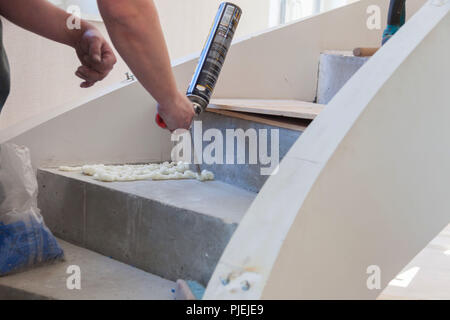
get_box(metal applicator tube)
[156,2,242,129]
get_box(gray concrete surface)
[194,112,303,193]
[37,169,256,285]
[0,239,175,300]
[317,51,369,104]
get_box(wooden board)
[353,47,379,57]
[209,99,324,120]
[206,108,310,132]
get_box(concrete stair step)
[37,169,256,286]
[0,239,175,300]
[195,110,305,193]
[317,50,370,104]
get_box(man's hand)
[73,28,117,88]
[157,93,195,131]
[0,1,117,88]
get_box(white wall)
[155,0,272,59]
[212,0,425,100]
[0,0,272,130]
[0,0,368,130]
[0,0,426,170]
[53,0,274,56]
[279,0,358,24]
[0,20,130,130]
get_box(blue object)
[382,24,401,45]
[382,3,406,45]
[0,215,64,276]
[186,281,206,300]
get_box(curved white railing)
[204,0,450,299]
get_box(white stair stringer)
[204,1,450,300]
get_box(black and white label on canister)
[187,3,242,112]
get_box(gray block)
[37,169,255,285]
[37,170,86,246]
[317,52,369,104]
[0,239,175,300]
[85,184,140,266]
[135,199,237,285]
[193,112,303,193]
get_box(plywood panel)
[209,99,324,120]
[206,108,310,131]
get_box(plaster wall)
[0,0,273,129]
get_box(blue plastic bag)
[0,144,64,275]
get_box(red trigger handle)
[155,113,167,129]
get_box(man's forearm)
[0,0,89,47]
[97,0,180,106]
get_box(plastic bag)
[0,143,64,276]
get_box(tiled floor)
[380,224,450,300]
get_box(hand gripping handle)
[155,113,167,129]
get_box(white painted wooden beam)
[205,0,450,300]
